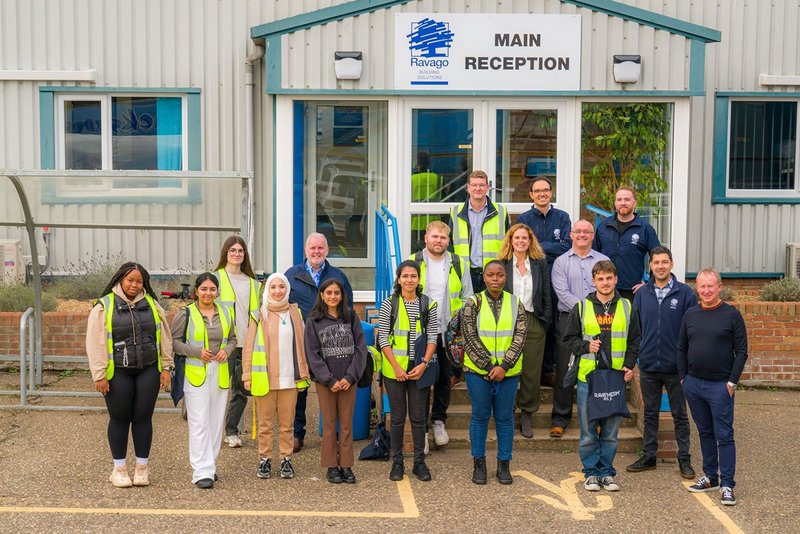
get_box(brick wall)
[733,301,800,387]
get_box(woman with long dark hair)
[497,223,552,438]
[86,262,174,488]
[305,278,367,484]
[377,260,438,482]
[171,272,237,489]
[213,235,260,449]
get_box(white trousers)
[184,361,227,483]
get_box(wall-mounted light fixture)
[613,55,641,84]
[335,51,363,80]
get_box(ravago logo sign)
[406,17,454,85]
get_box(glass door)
[304,102,388,289]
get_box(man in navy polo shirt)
[627,246,696,479]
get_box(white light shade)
[613,55,641,84]
[335,51,363,80]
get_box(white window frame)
[725,98,800,198]
[55,93,189,198]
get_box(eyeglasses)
[532,188,551,194]
[228,249,245,255]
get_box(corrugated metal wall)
[283,0,691,92]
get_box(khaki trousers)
[317,383,357,468]
[255,387,298,458]
[517,311,547,413]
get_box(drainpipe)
[244,43,265,254]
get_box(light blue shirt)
[467,201,488,268]
[304,260,325,287]
[551,248,610,313]
[654,277,674,305]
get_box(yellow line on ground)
[0,479,419,519]
[683,481,745,534]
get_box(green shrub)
[48,261,121,300]
[760,277,800,302]
[0,284,57,312]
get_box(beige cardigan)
[85,285,174,382]
[241,306,310,389]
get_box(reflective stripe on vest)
[99,293,162,380]
[215,269,260,323]
[413,251,465,318]
[381,297,433,380]
[184,302,231,389]
[449,203,507,268]
[577,298,631,383]
[250,318,309,397]
[463,291,522,377]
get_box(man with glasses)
[449,170,510,293]
[518,177,572,387]
[549,220,609,438]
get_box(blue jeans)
[682,375,736,488]
[466,372,520,461]
[576,380,623,478]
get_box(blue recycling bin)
[660,392,671,411]
[318,320,373,440]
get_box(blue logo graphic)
[407,18,454,58]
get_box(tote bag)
[586,347,630,422]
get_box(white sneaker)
[432,421,449,446]
[424,432,430,455]
[109,466,132,488]
[132,464,150,487]
[226,435,243,448]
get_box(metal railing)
[365,204,402,321]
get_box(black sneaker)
[340,467,357,484]
[257,458,271,479]
[279,457,295,479]
[472,457,487,485]
[688,476,719,493]
[389,460,404,481]
[326,467,343,484]
[679,458,696,479]
[626,455,656,472]
[412,461,432,481]
[496,460,513,485]
[720,486,737,506]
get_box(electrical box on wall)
[1,239,24,285]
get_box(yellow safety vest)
[98,293,162,380]
[183,303,232,388]
[411,170,442,231]
[463,291,523,377]
[577,298,631,383]
[381,296,434,380]
[215,268,260,323]
[449,202,507,268]
[410,251,467,318]
[249,317,311,397]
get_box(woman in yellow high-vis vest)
[171,272,237,489]
[242,273,311,481]
[212,235,261,449]
[377,260,439,483]
[86,262,174,488]
[461,260,528,486]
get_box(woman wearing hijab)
[243,273,311,480]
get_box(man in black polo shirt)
[678,268,748,506]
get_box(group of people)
[85,169,748,507]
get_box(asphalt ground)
[0,371,798,533]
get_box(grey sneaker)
[720,486,737,506]
[688,476,719,493]
[584,476,601,491]
[280,457,295,479]
[257,458,271,479]
[600,476,620,491]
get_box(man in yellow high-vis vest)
[562,260,640,494]
[448,170,510,294]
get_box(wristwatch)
[163,365,174,372]
[727,381,737,390]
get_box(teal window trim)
[266,35,282,93]
[263,88,704,97]
[689,40,705,93]
[713,93,800,205]
[38,86,202,204]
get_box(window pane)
[64,101,102,170]
[411,109,473,204]
[729,101,796,190]
[495,109,557,203]
[112,97,183,179]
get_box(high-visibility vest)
[411,170,442,231]
[410,250,467,318]
[98,293,162,380]
[449,202,507,267]
[463,290,522,377]
[215,268,260,323]
[183,303,232,388]
[577,298,631,383]
[381,295,434,380]
[249,316,311,397]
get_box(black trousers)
[541,288,559,376]
[470,269,486,294]
[294,388,308,440]
[224,348,249,437]
[104,364,161,460]
[639,369,692,461]
[425,336,451,426]
[551,311,575,428]
[385,377,428,464]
